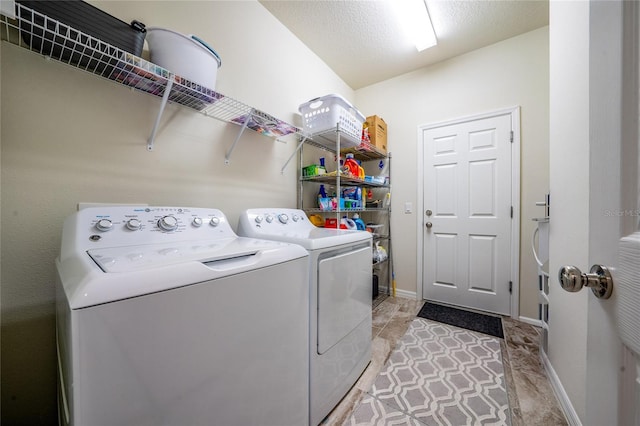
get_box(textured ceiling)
[259,0,549,89]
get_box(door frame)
[416,106,521,318]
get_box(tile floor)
[320,295,568,426]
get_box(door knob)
[426,222,433,229]
[558,265,613,299]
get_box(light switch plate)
[404,202,412,214]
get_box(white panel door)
[422,113,513,314]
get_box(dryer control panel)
[239,208,312,234]
[237,208,371,251]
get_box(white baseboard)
[394,288,418,300]
[518,316,542,327]
[540,349,582,426]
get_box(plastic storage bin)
[146,27,222,89]
[17,0,146,75]
[298,94,365,148]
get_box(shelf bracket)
[281,136,307,174]
[225,109,253,164]
[147,77,174,151]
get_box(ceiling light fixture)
[391,0,437,52]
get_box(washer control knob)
[158,215,179,232]
[95,219,113,232]
[265,214,274,223]
[209,216,221,227]
[192,217,203,227]
[292,214,299,222]
[278,213,289,224]
[125,218,142,231]
[255,216,264,224]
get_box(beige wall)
[0,1,352,423]
[355,27,550,320]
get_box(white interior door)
[547,1,638,423]
[421,111,515,315]
[612,1,640,423]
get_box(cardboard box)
[364,115,387,154]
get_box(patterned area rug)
[347,318,511,425]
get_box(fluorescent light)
[392,0,437,52]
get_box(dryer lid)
[290,227,371,250]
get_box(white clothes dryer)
[237,208,372,426]
[55,205,310,426]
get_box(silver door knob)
[558,265,613,299]
[426,222,432,229]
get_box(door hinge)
[509,281,513,293]
[510,131,514,143]
[510,206,513,218]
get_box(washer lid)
[87,237,253,273]
[58,237,307,309]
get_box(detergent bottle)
[352,213,366,231]
[318,184,327,198]
[343,153,360,177]
[356,160,365,179]
[341,216,357,230]
[317,157,326,175]
[317,184,329,210]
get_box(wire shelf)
[303,129,388,161]
[304,207,388,214]
[0,2,302,149]
[300,174,389,188]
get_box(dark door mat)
[417,302,504,339]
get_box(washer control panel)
[70,206,236,249]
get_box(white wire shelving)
[0,2,302,156]
[0,2,389,169]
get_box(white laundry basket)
[298,94,365,147]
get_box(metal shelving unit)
[0,2,303,155]
[298,127,393,297]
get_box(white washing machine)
[55,205,310,426]
[237,208,372,426]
